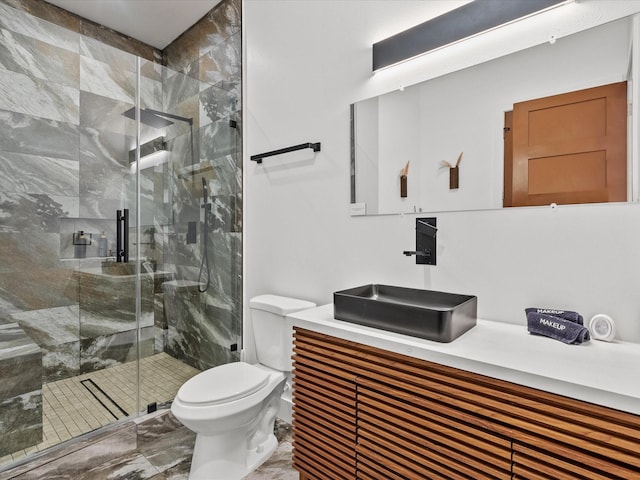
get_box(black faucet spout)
[403,250,431,257]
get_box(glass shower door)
[73,45,141,425]
[135,57,242,411]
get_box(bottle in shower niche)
[98,231,108,257]
[73,230,91,258]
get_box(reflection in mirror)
[351,17,636,215]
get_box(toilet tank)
[250,295,316,372]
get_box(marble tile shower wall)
[0,0,243,370]
[0,0,165,390]
[162,0,243,371]
[0,0,243,461]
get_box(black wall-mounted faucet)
[403,217,437,265]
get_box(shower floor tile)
[0,353,200,469]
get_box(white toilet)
[171,294,316,480]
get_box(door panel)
[509,81,627,207]
[528,151,606,194]
[528,97,606,146]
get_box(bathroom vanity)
[289,305,640,479]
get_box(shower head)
[202,177,208,204]
[123,108,193,128]
[123,107,174,128]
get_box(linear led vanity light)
[372,0,570,72]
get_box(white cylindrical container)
[589,314,616,342]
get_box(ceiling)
[44,0,223,49]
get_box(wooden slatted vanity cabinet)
[292,327,640,480]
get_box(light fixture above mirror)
[373,0,571,72]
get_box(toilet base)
[188,432,278,480]
[246,434,278,474]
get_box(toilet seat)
[177,362,270,406]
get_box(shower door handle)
[116,209,129,263]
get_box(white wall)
[244,0,640,362]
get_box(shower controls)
[187,222,197,244]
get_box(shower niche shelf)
[59,217,115,260]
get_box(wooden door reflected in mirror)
[505,81,627,207]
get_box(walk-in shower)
[0,0,241,470]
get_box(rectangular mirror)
[351,16,637,215]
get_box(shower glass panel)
[137,58,243,402]
[74,46,139,425]
[0,2,240,467]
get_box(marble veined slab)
[11,305,80,381]
[163,280,240,370]
[80,55,134,104]
[198,31,240,87]
[0,69,79,124]
[136,411,195,473]
[80,35,135,73]
[0,322,41,363]
[0,151,79,196]
[163,0,240,74]
[0,26,79,88]
[0,2,79,54]
[199,78,240,127]
[163,67,200,113]
[10,302,156,380]
[0,322,42,457]
[79,91,133,136]
[0,109,79,161]
[200,124,238,171]
[11,306,79,346]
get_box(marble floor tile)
[2,412,299,480]
[136,412,195,473]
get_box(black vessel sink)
[333,284,477,342]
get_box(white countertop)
[288,304,640,415]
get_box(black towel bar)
[251,142,321,164]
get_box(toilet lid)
[177,362,270,405]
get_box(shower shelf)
[177,161,215,179]
[60,257,117,262]
[250,142,321,164]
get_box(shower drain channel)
[80,378,129,420]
